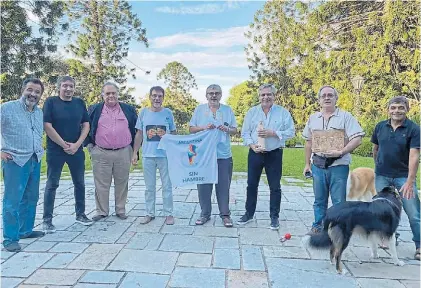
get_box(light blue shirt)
[241,104,295,151]
[1,98,44,166]
[189,104,237,159]
[135,108,176,158]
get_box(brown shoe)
[222,217,233,228]
[92,215,107,222]
[116,213,128,220]
[139,215,155,224]
[165,216,174,225]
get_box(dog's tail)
[309,231,332,248]
[302,230,332,249]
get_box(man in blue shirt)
[238,84,295,230]
[190,84,238,227]
[43,76,92,233]
[372,96,420,260]
[1,78,46,252]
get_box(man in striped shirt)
[1,78,46,252]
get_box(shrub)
[353,137,372,157]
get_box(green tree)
[245,0,420,134]
[156,61,199,132]
[226,81,258,128]
[1,0,64,101]
[63,0,148,105]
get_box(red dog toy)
[280,233,291,242]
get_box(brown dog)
[346,167,376,202]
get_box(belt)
[98,146,126,151]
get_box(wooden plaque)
[311,129,345,153]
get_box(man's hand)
[87,144,94,154]
[1,152,12,162]
[250,144,264,153]
[303,164,312,177]
[217,125,229,133]
[400,180,415,199]
[257,129,275,138]
[206,124,216,130]
[323,150,343,158]
[156,128,166,137]
[131,154,138,166]
[63,142,79,155]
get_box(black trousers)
[245,148,283,218]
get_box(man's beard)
[23,95,38,108]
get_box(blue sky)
[123,1,265,103]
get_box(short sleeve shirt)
[189,104,237,159]
[302,108,365,166]
[371,118,420,178]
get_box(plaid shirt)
[1,98,44,166]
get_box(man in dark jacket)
[85,82,138,221]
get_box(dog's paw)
[394,260,405,266]
[337,269,348,275]
[370,253,379,260]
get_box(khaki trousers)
[91,145,133,216]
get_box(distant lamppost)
[351,75,365,115]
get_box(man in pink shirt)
[85,82,138,221]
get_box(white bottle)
[257,121,265,150]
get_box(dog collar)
[372,197,401,211]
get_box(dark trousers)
[245,148,283,218]
[43,149,86,223]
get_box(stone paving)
[1,170,420,288]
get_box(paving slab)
[67,244,123,270]
[227,270,269,288]
[169,267,225,288]
[107,249,178,274]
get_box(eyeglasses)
[320,94,335,99]
[151,94,163,99]
[207,92,221,96]
[260,93,273,97]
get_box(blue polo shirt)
[371,118,420,178]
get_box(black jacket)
[84,102,138,148]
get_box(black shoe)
[270,218,280,230]
[237,213,253,225]
[75,214,93,226]
[4,242,21,252]
[20,231,45,239]
[92,215,107,222]
[43,222,56,234]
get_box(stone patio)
[1,171,420,287]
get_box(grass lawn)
[33,146,380,179]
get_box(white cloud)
[155,1,241,15]
[126,51,248,78]
[151,26,248,49]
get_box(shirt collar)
[317,107,340,118]
[387,118,408,128]
[19,96,38,112]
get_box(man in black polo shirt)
[371,96,420,260]
[43,76,92,233]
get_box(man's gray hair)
[258,84,277,95]
[388,95,409,110]
[101,82,119,94]
[206,84,222,93]
[317,85,339,98]
[57,76,75,90]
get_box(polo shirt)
[371,118,420,178]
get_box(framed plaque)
[311,129,345,153]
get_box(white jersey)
[158,129,224,187]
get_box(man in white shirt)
[238,84,295,230]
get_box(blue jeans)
[143,157,173,217]
[312,164,349,229]
[43,149,86,223]
[2,154,41,246]
[375,175,420,249]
